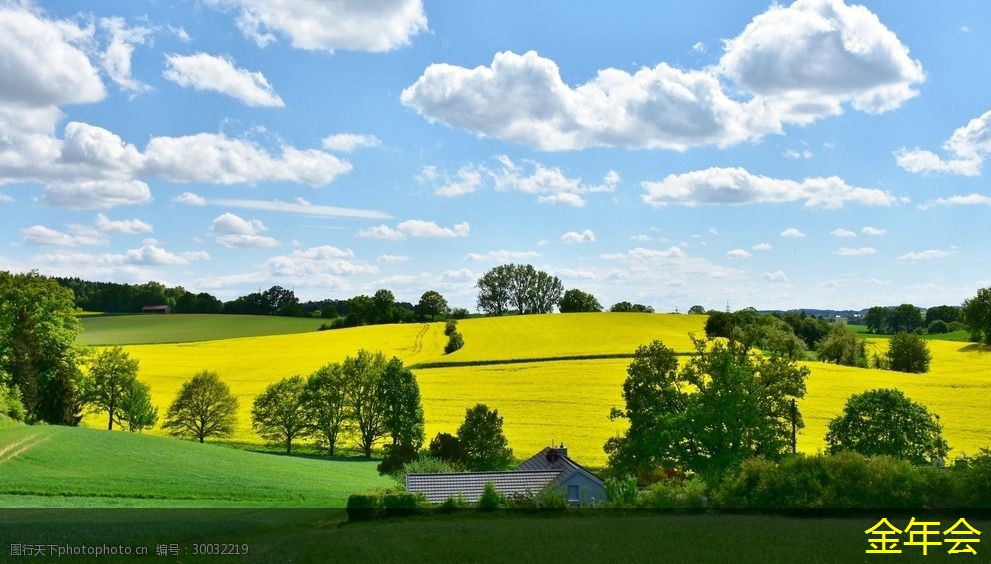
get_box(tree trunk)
[364,443,372,458]
[107,410,113,430]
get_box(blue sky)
[1,0,989,310]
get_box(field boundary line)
[410,351,697,370]
[0,433,49,464]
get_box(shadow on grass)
[957,342,991,353]
[217,441,381,463]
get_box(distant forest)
[53,277,414,320]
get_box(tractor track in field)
[0,432,50,464]
[411,323,429,355]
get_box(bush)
[0,383,26,422]
[637,478,710,509]
[605,476,639,508]
[715,453,938,509]
[445,331,464,354]
[428,432,466,465]
[444,319,458,336]
[377,443,420,475]
[948,320,967,333]
[477,482,503,510]
[395,456,459,488]
[451,308,469,320]
[439,495,470,511]
[382,492,427,516]
[954,449,991,508]
[346,494,383,521]
[886,332,931,373]
[928,320,949,334]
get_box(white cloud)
[321,133,381,153]
[709,227,719,236]
[780,227,806,238]
[861,226,886,236]
[835,246,876,256]
[22,225,106,247]
[538,192,586,207]
[465,250,540,262]
[435,166,484,197]
[895,109,991,176]
[265,245,377,278]
[921,193,991,209]
[726,249,751,259]
[691,41,706,53]
[164,52,284,107]
[144,133,350,185]
[42,180,152,209]
[720,0,924,118]
[402,1,922,151]
[357,225,406,240]
[207,0,428,52]
[213,198,389,219]
[601,247,687,260]
[630,234,653,242]
[210,212,279,249]
[0,7,105,108]
[830,228,857,238]
[168,25,191,42]
[125,242,210,265]
[752,242,773,251]
[95,213,153,234]
[174,192,206,206]
[100,17,152,95]
[396,220,470,238]
[762,270,789,283]
[896,249,956,262]
[642,167,900,209]
[783,149,813,159]
[377,254,409,263]
[561,229,596,244]
[490,156,617,206]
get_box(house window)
[567,485,580,503]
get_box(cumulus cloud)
[22,225,107,247]
[435,166,484,197]
[163,52,284,107]
[265,245,377,279]
[397,220,469,238]
[920,193,991,209]
[835,246,876,256]
[601,247,687,260]
[491,156,618,206]
[784,149,813,159]
[896,249,956,262]
[207,0,427,52]
[357,225,405,240]
[861,226,886,235]
[95,213,153,234]
[830,228,856,238]
[174,192,206,206]
[42,180,152,209]
[100,17,152,94]
[36,241,210,269]
[762,270,789,283]
[561,229,596,244]
[780,227,806,238]
[211,212,279,249]
[0,6,105,108]
[753,242,773,250]
[895,109,991,176]
[465,250,540,262]
[641,167,900,209]
[726,249,751,259]
[377,254,409,263]
[321,133,381,153]
[402,1,923,151]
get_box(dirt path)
[411,323,429,355]
[0,432,49,464]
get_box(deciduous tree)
[416,290,449,321]
[886,332,931,373]
[825,388,948,465]
[83,346,139,431]
[303,363,349,456]
[377,358,425,449]
[162,371,239,443]
[559,289,602,313]
[118,380,158,432]
[344,350,389,458]
[457,404,514,470]
[252,375,310,454]
[963,287,991,344]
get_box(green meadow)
[77,314,328,345]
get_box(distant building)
[406,446,606,505]
[141,305,171,314]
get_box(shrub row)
[444,319,464,354]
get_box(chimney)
[551,443,568,459]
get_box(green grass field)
[78,314,328,345]
[847,323,971,342]
[0,424,389,508]
[1,510,986,563]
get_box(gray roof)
[516,447,605,488]
[406,470,561,504]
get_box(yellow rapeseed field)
[448,313,705,362]
[83,314,991,467]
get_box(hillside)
[0,424,389,507]
[78,314,329,345]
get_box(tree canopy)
[82,346,140,431]
[886,332,931,373]
[252,375,310,454]
[0,271,84,424]
[476,264,563,315]
[162,371,239,443]
[963,287,991,344]
[303,363,349,456]
[605,337,809,483]
[457,404,514,470]
[559,289,603,313]
[825,388,948,465]
[416,290,449,321]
